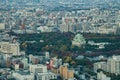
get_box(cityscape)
[0,0,120,80]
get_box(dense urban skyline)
[0,0,120,80]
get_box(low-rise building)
[29,64,47,73]
[12,71,34,80]
[0,41,20,56]
[36,72,57,80]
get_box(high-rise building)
[94,62,107,73]
[94,55,120,75]
[59,65,74,80]
[45,52,50,59]
[22,58,28,69]
[107,56,120,74]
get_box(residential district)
[0,0,120,80]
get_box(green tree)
[60,45,68,51]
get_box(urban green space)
[17,32,120,57]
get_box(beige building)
[59,65,74,80]
[0,42,20,56]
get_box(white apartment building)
[29,64,57,80]
[22,58,29,69]
[29,64,47,73]
[94,62,107,73]
[94,55,120,75]
[97,71,111,80]
[107,56,120,74]
[12,71,34,80]
[36,72,57,80]
[0,42,20,56]
[45,52,50,59]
